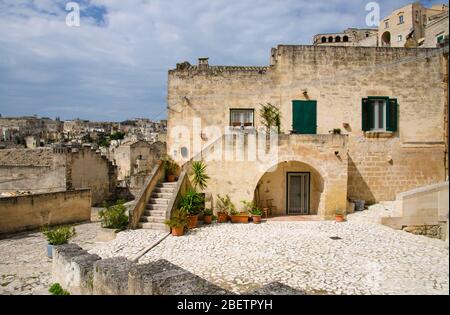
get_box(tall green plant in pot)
[190,160,209,220]
[259,103,282,134]
[179,190,204,229]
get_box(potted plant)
[43,225,76,258]
[230,209,249,224]
[163,155,178,182]
[97,200,129,241]
[335,209,346,222]
[190,160,210,210]
[216,194,235,223]
[165,209,188,236]
[203,208,213,224]
[179,190,204,229]
[249,207,263,224]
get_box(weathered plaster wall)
[0,189,91,234]
[168,45,447,212]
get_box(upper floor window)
[362,97,398,132]
[385,20,389,28]
[230,109,254,129]
[397,35,403,42]
[437,34,445,44]
[399,15,404,24]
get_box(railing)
[129,162,165,229]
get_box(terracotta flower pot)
[203,215,212,224]
[171,226,184,236]
[252,215,262,224]
[231,214,249,224]
[217,212,228,223]
[335,214,345,222]
[187,214,199,229]
[167,174,176,182]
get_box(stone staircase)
[137,182,177,231]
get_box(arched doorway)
[254,161,325,216]
[381,31,391,46]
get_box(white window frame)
[230,109,254,129]
[397,35,403,42]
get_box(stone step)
[149,198,170,205]
[154,187,175,194]
[146,204,168,211]
[138,222,167,231]
[152,192,173,199]
[144,210,166,217]
[158,182,177,188]
[140,216,165,223]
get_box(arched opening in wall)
[254,161,324,217]
[321,36,327,43]
[335,36,341,43]
[343,36,349,42]
[381,31,391,46]
[328,36,334,43]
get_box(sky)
[0,0,446,121]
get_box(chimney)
[198,57,209,69]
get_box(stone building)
[313,28,378,47]
[380,2,448,47]
[112,139,165,181]
[167,45,448,219]
[423,9,449,48]
[0,146,117,205]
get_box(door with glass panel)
[287,173,310,215]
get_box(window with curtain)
[230,109,254,128]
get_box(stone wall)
[0,189,91,234]
[168,45,447,209]
[0,149,66,194]
[66,147,117,206]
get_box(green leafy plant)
[165,209,188,228]
[49,283,70,295]
[241,200,263,216]
[203,208,213,216]
[249,207,263,216]
[212,215,218,221]
[109,131,125,140]
[259,103,282,133]
[190,160,210,191]
[99,200,128,230]
[216,194,235,215]
[179,190,204,216]
[162,154,178,176]
[43,226,76,245]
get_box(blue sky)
[0,0,447,121]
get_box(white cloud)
[0,0,441,120]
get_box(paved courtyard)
[91,217,449,295]
[1,214,448,295]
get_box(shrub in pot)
[249,207,263,224]
[179,190,204,229]
[97,200,128,241]
[42,226,76,258]
[216,194,235,223]
[165,209,188,236]
[203,208,213,224]
[230,204,249,224]
[163,155,178,182]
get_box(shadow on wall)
[53,244,307,295]
[347,156,376,204]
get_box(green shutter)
[386,98,398,132]
[362,98,370,131]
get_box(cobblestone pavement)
[0,222,101,295]
[133,221,448,295]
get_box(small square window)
[230,109,254,129]
[397,35,403,42]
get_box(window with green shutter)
[362,97,398,132]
